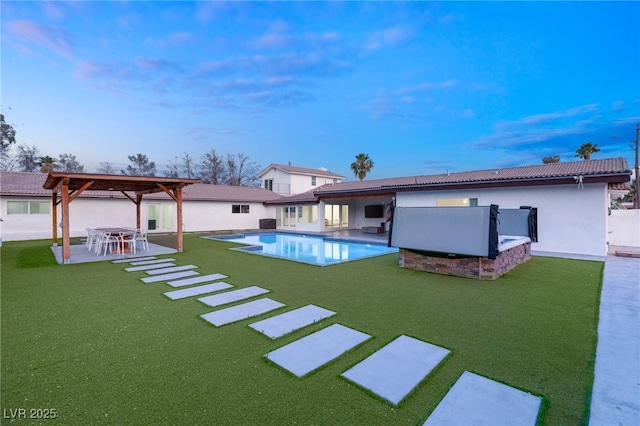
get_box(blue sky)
[2,1,639,180]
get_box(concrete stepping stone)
[112,256,157,263]
[201,298,285,327]
[198,286,269,308]
[341,335,450,405]
[129,258,176,266]
[125,262,175,272]
[166,273,228,288]
[265,324,372,377]
[164,282,234,300]
[249,304,337,339]
[423,371,542,426]
[141,271,199,284]
[145,265,198,275]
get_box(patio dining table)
[95,227,137,254]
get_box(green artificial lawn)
[1,235,603,425]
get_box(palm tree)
[350,153,374,181]
[575,142,601,160]
[38,155,58,173]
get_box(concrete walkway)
[589,254,640,425]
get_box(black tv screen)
[364,204,384,218]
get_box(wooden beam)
[61,180,71,263]
[120,191,137,204]
[136,194,142,230]
[51,192,58,246]
[157,183,178,202]
[176,186,183,252]
[68,180,94,203]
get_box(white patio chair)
[135,229,149,251]
[118,231,136,255]
[95,231,119,256]
[85,228,99,251]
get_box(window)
[436,198,478,207]
[7,201,49,215]
[232,204,250,214]
[311,176,316,186]
[264,179,273,191]
[299,205,317,223]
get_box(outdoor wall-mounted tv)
[364,204,384,218]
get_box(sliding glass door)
[324,204,348,229]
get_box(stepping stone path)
[201,298,285,327]
[265,324,371,377]
[423,371,542,425]
[129,258,176,266]
[115,255,542,424]
[144,264,198,275]
[141,270,199,283]
[342,335,450,405]
[164,282,234,300]
[167,273,228,288]
[198,286,270,308]
[125,262,176,272]
[249,304,336,339]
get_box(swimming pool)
[209,232,399,266]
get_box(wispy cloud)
[5,20,75,59]
[147,31,194,49]
[364,80,459,120]
[183,125,240,140]
[471,104,601,149]
[365,25,414,51]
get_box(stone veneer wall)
[399,243,531,280]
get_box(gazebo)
[43,172,200,263]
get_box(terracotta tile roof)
[316,158,631,194]
[179,183,283,202]
[1,171,49,195]
[266,186,324,205]
[609,182,632,191]
[0,171,282,203]
[258,163,345,179]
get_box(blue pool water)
[213,233,398,266]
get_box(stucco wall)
[0,197,274,242]
[608,209,640,247]
[182,201,273,232]
[1,197,137,241]
[395,183,609,258]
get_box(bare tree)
[198,149,226,184]
[164,157,180,178]
[225,153,261,187]
[121,153,156,176]
[97,162,115,174]
[58,153,84,172]
[225,154,238,186]
[182,152,197,179]
[16,144,41,172]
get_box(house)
[258,163,345,195]
[265,158,633,259]
[0,158,634,259]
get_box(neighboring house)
[258,163,345,195]
[0,171,282,242]
[265,158,633,259]
[1,158,634,259]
